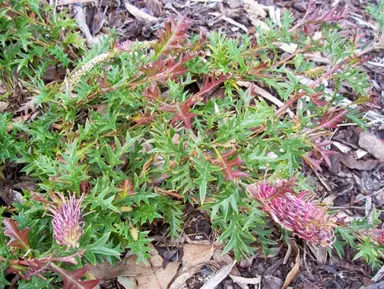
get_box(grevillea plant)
[1,0,384,287]
[247,180,337,247]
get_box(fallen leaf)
[243,0,266,18]
[117,277,137,289]
[182,244,214,268]
[308,244,327,264]
[91,246,179,289]
[213,249,240,276]
[263,275,283,289]
[282,243,300,289]
[358,132,384,161]
[0,101,8,112]
[169,264,204,289]
[340,153,379,170]
[201,261,236,289]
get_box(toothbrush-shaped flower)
[49,193,85,249]
[248,181,337,247]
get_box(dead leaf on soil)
[308,244,327,264]
[339,153,379,170]
[282,243,300,289]
[213,248,242,279]
[263,275,283,289]
[90,246,179,289]
[358,132,384,162]
[243,0,266,18]
[0,102,8,112]
[243,0,269,31]
[169,264,204,289]
[117,276,137,289]
[182,244,215,268]
[201,261,236,289]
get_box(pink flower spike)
[248,182,337,247]
[49,193,85,249]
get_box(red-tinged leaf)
[312,141,336,168]
[160,97,197,129]
[248,62,268,77]
[303,152,323,172]
[3,218,30,251]
[50,263,99,289]
[303,4,345,35]
[309,92,326,107]
[133,54,194,87]
[153,15,190,58]
[131,111,155,125]
[191,74,228,101]
[312,109,347,132]
[143,83,161,101]
[209,150,250,181]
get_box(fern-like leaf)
[153,15,190,58]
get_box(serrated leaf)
[50,263,99,289]
[3,218,30,251]
[153,15,190,58]
[209,150,250,181]
[160,97,197,129]
[193,158,218,204]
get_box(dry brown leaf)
[182,244,214,268]
[243,0,266,18]
[213,249,240,276]
[201,261,236,289]
[154,262,181,289]
[117,276,137,289]
[340,153,379,170]
[169,264,204,289]
[91,246,179,289]
[308,244,327,264]
[0,102,8,112]
[282,243,300,289]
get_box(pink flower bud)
[48,193,84,249]
[248,182,336,247]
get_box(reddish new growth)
[160,97,197,129]
[159,75,227,129]
[153,15,190,57]
[208,150,250,181]
[370,224,384,244]
[48,193,85,249]
[248,180,336,247]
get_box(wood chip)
[123,0,158,22]
[230,274,261,285]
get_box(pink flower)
[370,225,384,244]
[49,193,84,249]
[247,181,336,247]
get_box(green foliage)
[0,1,381,288]
[0,0,84,99]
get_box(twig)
[313,169,331,192]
